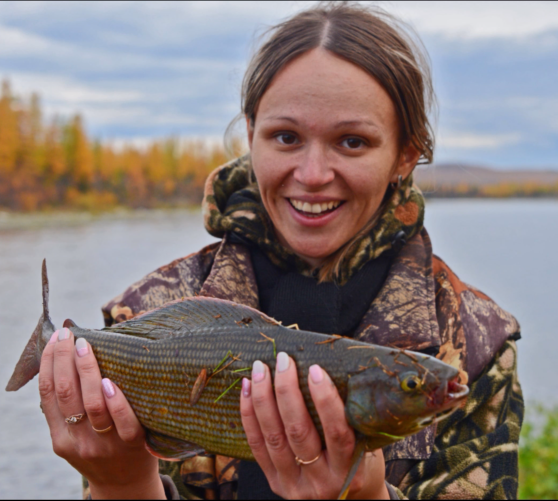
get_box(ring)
[295,451,322,466]
[91,424,114,434]
[65,413,87,425]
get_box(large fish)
[7,261,468,497]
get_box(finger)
[52,328,87,430]
[74,338,113,432]
[101,378,145,445]
[274,353,323,467]
[39,330,71,444]
[240,377,277,478]
[250,361,299,478]
[308,365,356,474]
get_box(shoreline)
[1,198,556,231]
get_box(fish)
[6,261,469,498]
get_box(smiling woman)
[34,2,522,500]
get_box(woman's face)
[248,48,419,267]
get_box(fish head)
[345,351,469,443]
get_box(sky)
[0,1,557,169]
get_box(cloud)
[438,132,522,150]
[0,1,556,167]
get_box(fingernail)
[102,378,115,398]
[242,378,251,397]
[58,327,70,341]
[75,338,89,357]
[252,360,265,383]
[309,365,323,384]
[49,331,59,344]
[276,352,289,373]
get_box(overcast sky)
[1,1,557,169]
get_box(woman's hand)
[240,352,389,500]
[38,328,165,500]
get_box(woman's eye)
[341,137,366,149]
[276,133,298,145]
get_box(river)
[0,200,556,499]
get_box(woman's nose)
[292,144,334,188]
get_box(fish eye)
[400,374,421,392]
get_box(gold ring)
[295,451,322,466]
[65,413,87,425]
[92,424,114,434]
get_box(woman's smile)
[286,197,345,226]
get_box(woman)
[38,3,523,499]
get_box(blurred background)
[0,1,556,499]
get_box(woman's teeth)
[289,199,341,215]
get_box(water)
[0,200,556,499]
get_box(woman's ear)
[246,115,254,149]
[392,142,421,184]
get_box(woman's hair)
[229,1,436,281]
[239,1,435,163]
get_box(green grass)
[519,406,558,499]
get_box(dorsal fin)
[105,296,281,340]
[42,259,50,322]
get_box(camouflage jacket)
[95,228,523,500]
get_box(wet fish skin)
[6,260,469,461]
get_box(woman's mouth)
[288,198,344,218]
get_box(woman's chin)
[286,241,343,267]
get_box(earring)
[391,175,402,190]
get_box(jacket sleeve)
[390,339,524,499]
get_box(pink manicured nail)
[309,365,323,384]
[276,352,289,373]
[75,338,89,357]
[58,327,70,341]
[242,378,251,398]
[49,331,59,344]
[102,378,115,398]
[252,361,265,383]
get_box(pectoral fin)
[145,429,205,461]
[337,435,367,500]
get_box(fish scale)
[7,261,469,469]
[71,324,362,459]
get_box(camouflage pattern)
[93,160,522,499]
[97,231,522,499]
[202,154,425,285]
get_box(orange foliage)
[0,81,242,211]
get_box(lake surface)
[0,200,556,499]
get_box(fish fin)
[63,319,77,329]
[6,259,55,392]
[337,435,367,500]
[145,429,204,461]
[105,296,281,340]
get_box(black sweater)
[237,245,394,499]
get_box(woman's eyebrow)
[333,119,380,130]
[262,116,380,130]
[263,116,299,124]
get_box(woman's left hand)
[240,352,390,500]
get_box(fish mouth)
[419,379,469,427]
[447,379,469,400]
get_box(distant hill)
[414,164,558,197]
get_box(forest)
[0,80,235,212]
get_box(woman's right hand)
[38,327,166,500]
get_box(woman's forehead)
[256,49,397,131]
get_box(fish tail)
[5,259,56,392]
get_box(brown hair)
[232,1,436,281]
